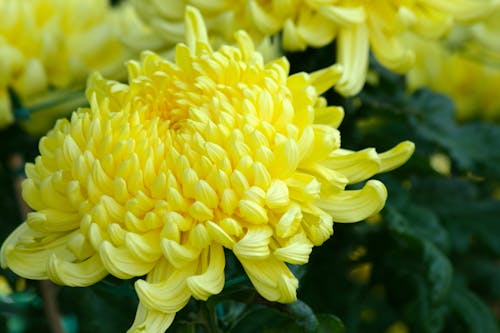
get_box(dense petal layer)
[1,7,414,332]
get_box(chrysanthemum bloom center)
[1,8,414,332]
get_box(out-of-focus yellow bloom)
[447,10,500,66]
[1,7,414,332]
[349,262,372,284]
[386,321,410,333]
[0,0,131,130]
[132,0,497,96]
[430,153,451,175]
[0,276,12,296]
[406,26,500,121]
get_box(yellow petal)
[187,244,225,300]
[273,233,313,264]
[47,254,107,286]
[336,23,369,96]
[239,255,298,303]
[127,302,175,333]
[161,239,200,268]
[185,6,210,52]
[233,226,272,260]
[316,180,388,223]
[275,205,302,238]
[378,141,415,173]
[206,221,236,249]
[322,148,381,184]
[99,241,156,279]
[1,224,76,279]
[135,260,197,313]
[309,64,343,95]
[320,5,366,28]
[26,210,80,233]
[248,0,283,34]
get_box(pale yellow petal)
[309,64,343,95]
[336,23,369,96]
[185,5,210,52]
[273,233,313,264]
[47,254,107,286]
[239,255,298,303]
[320,5,366,28]
[161,239,201,268]
[316,180,388,223]
[206,221,236,249]
[322,148,381,184]
[128,302,175,333]
[378,141,415,173]
[1,224,76,279]
[135,260,197,313]
[233,226,273,260]
[187,244,225,300]
[99,241,156,279]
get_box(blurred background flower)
[130,0,499,96]
[406,9,500,122]
[0,0,159,134]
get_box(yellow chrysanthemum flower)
[131,0,497,97]
[1,7,414,332]
[0,0,129,129]
[406,29,500,121]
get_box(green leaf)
[315,314,345,333]
[408,89,500,177]
[448,283,500,333]
[386,207,453,304]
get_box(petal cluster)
[132,0,498,96]
[1,7,414,332]
[0,0,129,128]
[406,17,500,121]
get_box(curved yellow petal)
[26,210,80,233]
[309,64,343,95]
[1,224,77,279]
[248,0,283,34]
[369,27,415,72]
[316,180,388,223]
[99,241,156,279]
[336,23,369,96]
[239,255,298,303]
[135,261,197,313]
[47,254,107,286]
[275,205,302,239]
[127,303,175,333]
[185,5,210,52]
[233,226,272,260]
[320,5,366,28]
[273,233,313,264]
[322,148,381,184]
[206,221,236,249]
[161,239,201,268]
[187,244,225,300]
[125,231,162,262]
[378,141,415,173]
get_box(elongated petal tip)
[184,5,210,51]
[317,180,388,223]
[128,303,175,333]
[379,141,415,173]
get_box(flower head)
[1,7,414,332]
[406,20,500,121]
[132,0,497,96]
[0,0,129,128]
